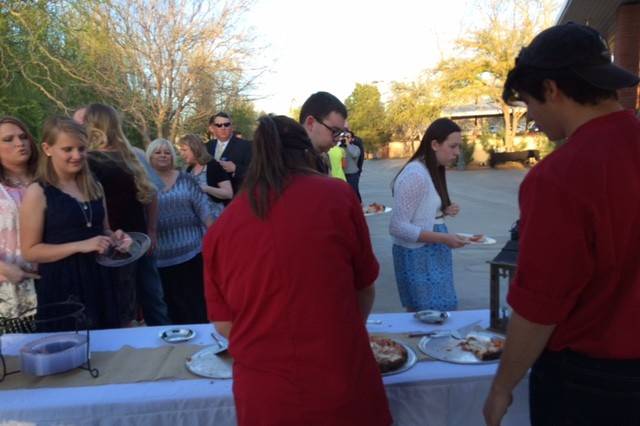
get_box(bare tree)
[4,0,257,143]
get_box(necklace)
[75,199,93,228]
[6,176,29,188]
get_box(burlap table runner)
[371,332,434,362]
[0,344,224,390]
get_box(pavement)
[358,159,528,313]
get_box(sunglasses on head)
[213,122,232,128]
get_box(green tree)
[386,72,443,142]
[344,83,389,152]
[435,0,558,151]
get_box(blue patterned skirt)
[392,223,457,311]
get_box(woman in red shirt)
[203,115,392,426]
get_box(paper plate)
[456,233,497,245]
[96,232,151,267]
[364,206,392,217]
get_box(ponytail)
[243,115,319,219]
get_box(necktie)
[215,142,225,161]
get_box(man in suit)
[207,112,252,195]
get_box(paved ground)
[359,160,528,313]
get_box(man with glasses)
[207,112,252,196]
[299,92,348,173]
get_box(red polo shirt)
[203,174,391,426]
[507,110,640,359]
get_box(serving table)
[0,309,529,425]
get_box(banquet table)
[0,309,529,426]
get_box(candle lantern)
[488,222,519,333]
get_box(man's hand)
[483,385,513,426]
[219,160,236,174]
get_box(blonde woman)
[20,117,128,330]
[84,103,170,326]
[177,134,232,217]
[147,138,214,324]
[0,117,39,320]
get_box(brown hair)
[244,115,320,219]
[39,117,103,200]
[177,134,212,165]
[392,118,461,213]
[84,103,155,204]
[0,116,39,185]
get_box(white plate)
[381,342,417,377]
[364,206,392,217]
[456,233,497,245]
[418,330,504,364]
[185,345,232,379]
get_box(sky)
[244,0,475,114]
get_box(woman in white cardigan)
[389,118,468,311]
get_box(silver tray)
[185,344,232,379]
[418,330,505,364]
[414,310,449,324]
[382,342,417,376]
[159,327,196,343]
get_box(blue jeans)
[345,172,361,202]
[530,349,640,425]
[136,253,170,325]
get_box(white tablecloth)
[0,310,529,425]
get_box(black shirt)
[88,151,147,233]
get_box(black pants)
[158,253,208,325]
[345,172,361,202]
[530,349,640,426]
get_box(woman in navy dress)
[20,117,129,330]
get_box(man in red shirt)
[484,23,640,426]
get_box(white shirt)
[389,161,443,249]
[214,139,230,160]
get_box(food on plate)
[468,234,486,243]
[458,335,504,361]
[369,336,408,373]
[364,203,386,214]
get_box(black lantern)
[488,222,519,333]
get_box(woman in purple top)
[147,138,214,324]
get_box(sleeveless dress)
[35,184,119,331]
[0,183,37,319]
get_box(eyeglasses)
[313,116,343,139]
[213,122,232,128]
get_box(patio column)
[614,1,640,110]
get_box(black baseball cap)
[516,22,639,90]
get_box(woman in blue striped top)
[147,138,215,324]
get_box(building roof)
[441,102,526,119]
[557,0,632,40]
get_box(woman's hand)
[1,262,41,284]
[441,233,469,249]
[77,236,113,254]
[111,230,133,253]
[444,203,460,217]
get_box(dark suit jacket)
[207,136,252,194]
